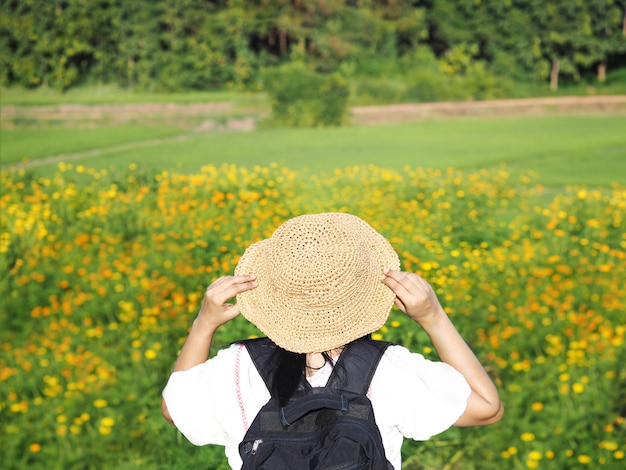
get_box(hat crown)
[267,215,370,305]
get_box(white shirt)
[162,342,471,469]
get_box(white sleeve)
[161,344,240,446]
[371,344,472,441]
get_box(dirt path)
[350,95,626,125]
[2,95,625,169]
[4,95,625,128]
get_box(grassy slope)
[16,114,622,187]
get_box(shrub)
[261,63,350,127]
[350,77,405,105]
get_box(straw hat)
[234,212,400,353]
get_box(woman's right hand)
[163,274,258,422]
[196,274,257,330]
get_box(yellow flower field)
[1,162,624,469]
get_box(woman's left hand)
[380,270,444,327]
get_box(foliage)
[1,0,624,95]
[1,161,625,469]
[262,62,349,127]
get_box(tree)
[529,0,626,89]
[586,0,626,82]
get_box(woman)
[161,212,503,469]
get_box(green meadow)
[3,114,625,188]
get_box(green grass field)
[3,114,625,187]
[1,127,188,165]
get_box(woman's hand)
[382,269,504,426]
[381,269,444,327]
[162,274,258,425]
[167,274,257,376]
[196,274,257,330]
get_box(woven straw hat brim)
[235,213,400,354]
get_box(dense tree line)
[1,0,625,93]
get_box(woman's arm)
[381,270,503,426]
[161,274,257,424]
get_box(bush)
[350,78,405,105]
[261,63,350,127]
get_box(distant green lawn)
[0,127,187,165]
[3,114,625,187]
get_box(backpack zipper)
[251,439,263,455]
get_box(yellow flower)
[528,451,542,460]
[615,450,624,459]
[572,383,585,394]
[10,401,28,413]
[521,432,535,442]
[531,402,544,412]
[144,349,157,360]
[100,417,115,427]
[93,399,108,408]
[577,454,591,464]
[600,441,618,451]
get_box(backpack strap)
[243,337,391,397]
[326,338,390,395]
[242,337,280,394]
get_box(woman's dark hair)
[272,349,337,407]
[234,334,371,407]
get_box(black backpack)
[239,337,394,470]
